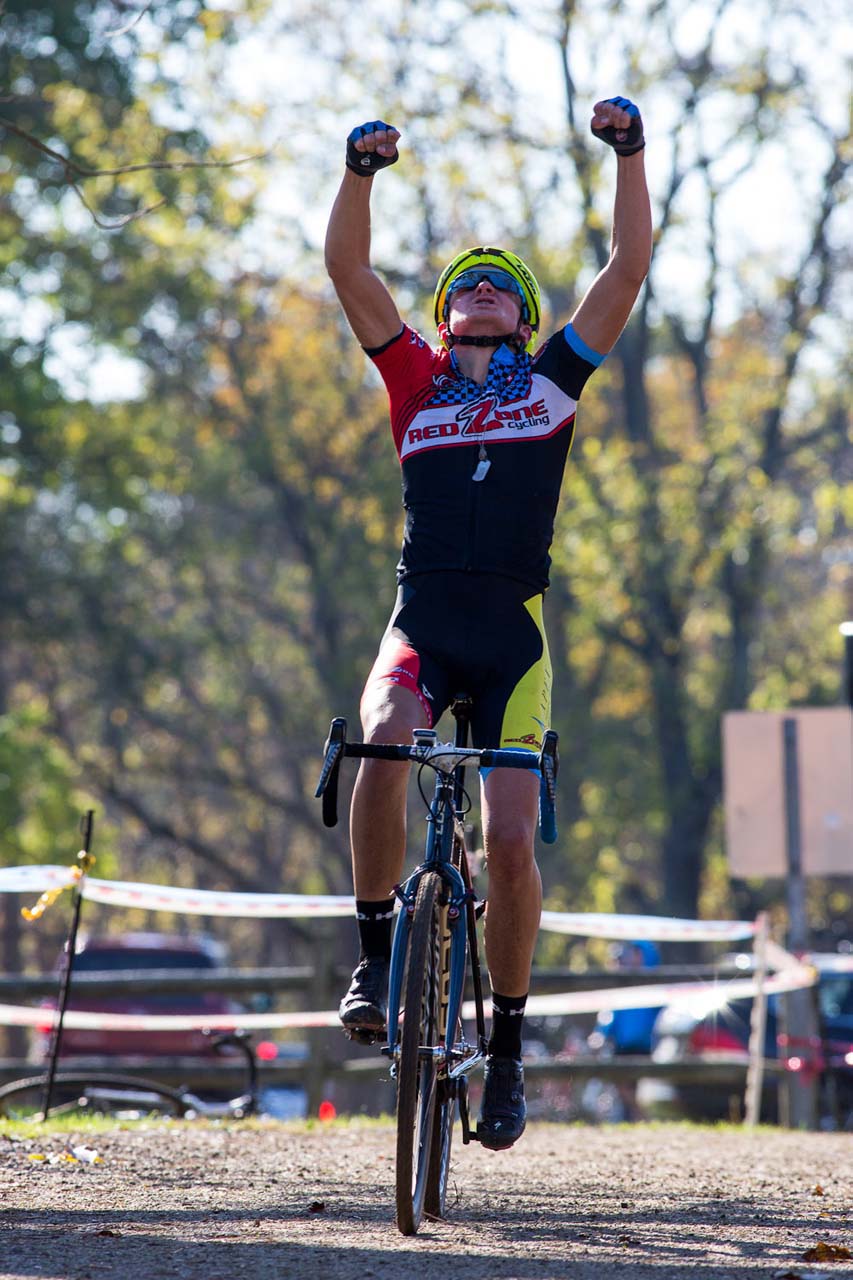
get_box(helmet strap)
[446,326,528,353]
[451,332,514,347]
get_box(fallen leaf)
[72,1146,103,1165]
[774,1270,833,1280]
[802,1242,852,1263]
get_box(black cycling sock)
[355,897,396,960]
[488,990,527,1060]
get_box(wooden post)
[744,911,769,1126]
[40,812,96,1120]
[305,926,336,1118]
[780,718,818,1130]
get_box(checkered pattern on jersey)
[427,345,533,409]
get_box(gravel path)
[1,1122,851,1279]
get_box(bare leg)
[349,684,423,899]
[339,684,425,1034]
[480,769,542,997]
[476,767,540,1147]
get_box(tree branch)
[0,117,267,181]
[94,774,262,891]
[104,0,155,38]
[596,618,651,659]
[69,180,167,230]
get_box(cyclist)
[325,99,651,1149]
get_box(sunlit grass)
[1,1112,155,1139]
[0,1111,397,1141]
[1,1112,782,1143]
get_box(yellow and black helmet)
[433,246,542,354]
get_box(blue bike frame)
[384,762,477,1077]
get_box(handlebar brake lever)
[538,730,559,844]
[316,718,347,827]
[540,730,559,797]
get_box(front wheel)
[425,905,462,1220]
[424,1074,456,1219]
[395,870,444,1235]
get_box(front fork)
[383,882,482,1144]
[383,859,471,1069]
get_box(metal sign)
[723,708,853,877]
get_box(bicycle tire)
[424,1074,455,1219]
[424,896,460,1220]
[0,1072,191,1118]
[395,870,442,1235]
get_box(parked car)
[650,953,853,1126]
[36,932,243,1059]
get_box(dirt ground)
[1,1121,851,1280]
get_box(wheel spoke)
[395,872,443,1234]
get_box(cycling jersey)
[363,572,551,750]
[368,323,604,591]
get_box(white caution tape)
[474,963,817,1019]
[0,866,78,892]
[0,866,356,917]
[0,962,816,1032]
[2,866,758,939]
[539,911,756,942]
[0,1003,341,1030]
[81,879,356,918]
[811,952,853,974]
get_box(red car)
[650,953,853,1125]
[36,932,242,1059]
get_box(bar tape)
[0,866,757,940]
[0,962,816,1031]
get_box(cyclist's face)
[447,273,529,342]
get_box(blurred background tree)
[1,0,850,982]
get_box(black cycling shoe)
[338,955,389,1041]
[477,1055,527,1150]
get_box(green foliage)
[1,0,850,968]
[0,704,104,867]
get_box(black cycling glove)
[591,97,645,155]
[346,121,399,177]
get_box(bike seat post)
[450,694,472,809]
[450,694,472,749]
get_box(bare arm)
[571,99,653,356]
[325,125,403,350]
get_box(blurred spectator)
[590,940,663,1119]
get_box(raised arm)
[325,121,404,350]
[571,97,653,356]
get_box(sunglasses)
[446,268,524,302]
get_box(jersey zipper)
[465,447,482,570]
